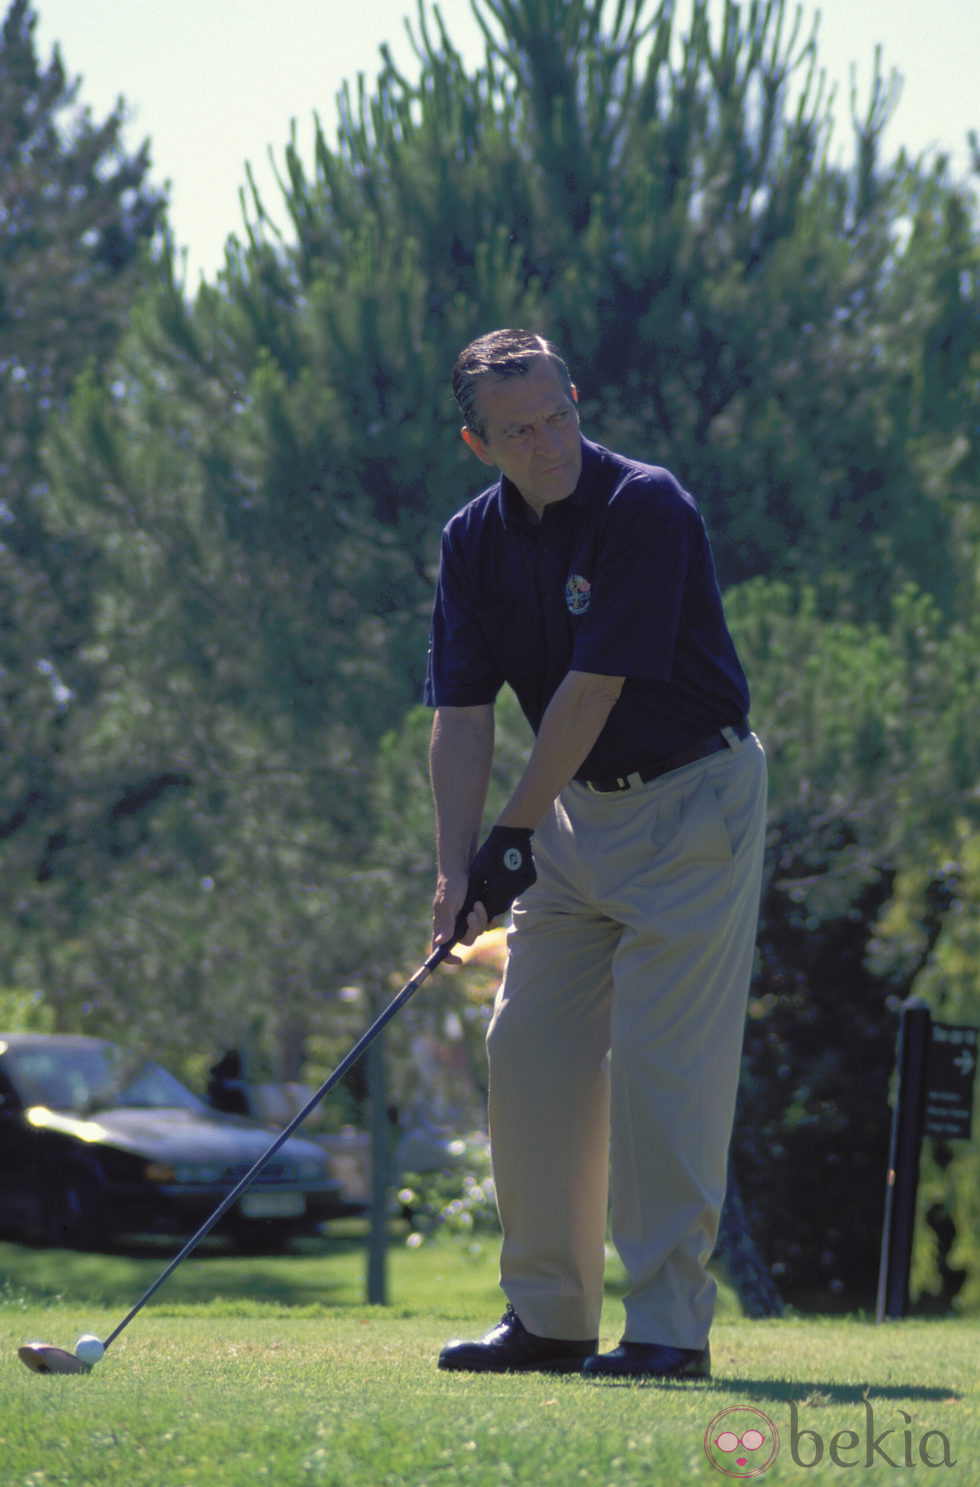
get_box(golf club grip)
[102,933,461,1350]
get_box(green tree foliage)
[908,834,980,1315]
[33,0,978,938]
[266,0,977,611]
[0,0,164,600]
[46,0,974,727]
[0,0,165,921]
[722,581,980,1309]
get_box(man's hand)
[458,826,536,931]
[432,871,488,958]
[432,827,536,956]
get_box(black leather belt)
[583,719,751,794]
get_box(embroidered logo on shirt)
[565,574,592,615]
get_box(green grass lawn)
[2,1231,977,1485]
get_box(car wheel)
[45,1165,103,1249]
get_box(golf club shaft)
[102,933,460,1349]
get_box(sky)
[31,0,980,287]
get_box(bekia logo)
[704,1402,956,1475]
[565,573,591,614]
[704,1407,779,1478]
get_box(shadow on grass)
[708,1376,963,1405]
[572,1375,963,1405]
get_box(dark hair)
[451,329,574,441]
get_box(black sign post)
[924,1022,978,1141]
[876,1001,978,1322]
[876,998,931,1323]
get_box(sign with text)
[924,1022,977,1140]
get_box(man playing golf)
[426,329,767,1379]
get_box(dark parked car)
[0,1033,343,1250]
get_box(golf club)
[18,929,462,1375]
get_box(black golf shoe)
[583,1341,711,1381]
[438,1306,597,1374]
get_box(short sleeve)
[424,527,505,707]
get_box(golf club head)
[18,1342,90,1375]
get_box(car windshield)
[3,1043,206,1114]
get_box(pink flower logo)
[704,1407,780,1478]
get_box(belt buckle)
[585,773,624,797]
[587,774,633,794]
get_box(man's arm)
[429,703,495,948]
[496,670,624,830]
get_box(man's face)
[462,357,582,517]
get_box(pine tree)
[0,0,165,937]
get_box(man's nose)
[532,422,562,457]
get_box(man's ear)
[571,384,579,403]
[461,426,496,466]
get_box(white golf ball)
[75,1334,105,1366]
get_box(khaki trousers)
[487,729,767,1348]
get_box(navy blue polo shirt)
[424,438,749,781]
